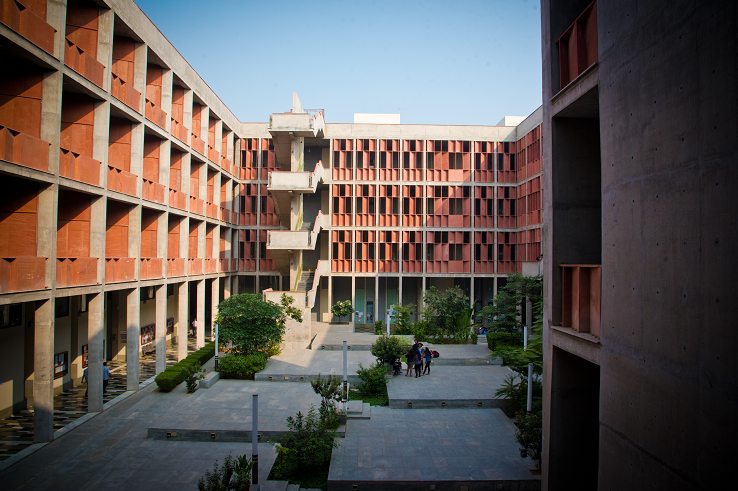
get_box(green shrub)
[356,362,388,397]
[471,332,478,344]
[370,335,411,365]
[515,410,542,471]
[487,332,522,352]
[272,405,338,476]
[185,362,206,393]
[155,342,215,392]
[217,353,268,379]
[374,320,384,335]
[310,375,342,430]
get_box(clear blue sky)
[135,0,542,125]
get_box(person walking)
[103,362,110,393]
[82,366,89,397]
[423,346,433,375]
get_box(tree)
[421,286,470,341]
[215,293,302,356]
[392,303,415,334]
[481,273,542,340]
[331,300,355,322]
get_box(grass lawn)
[348,386,389,407]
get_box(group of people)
[393,341,433,378]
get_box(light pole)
[214,323,219,369]
[342,340,348,412]
[252,393,258,487]
[525,300,533,414]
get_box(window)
[333,151,340,167]
[427,198,435,214]
[55,297,70,318]
[415,245,422,261]
[427,245,434,261]
[357,152,363,168]
[0,304,22,328]
[368,198,375,213]
[239,241,245,258]
[510,244,516,261]
[510,200,516,216]
[239,195,245,211]
[403,245,409,260]
[427,152,434,169]
[487,200,494,216]
[498,244,504,261]
[368,243,374,259]
[380,246,385,260]
[488,244,495,261]
[450,198,463,215]
[54,352,69,379]
[357,199,363,214]
[356,243,363,259]
[450,244,463,260]
[392,244,398,260]
[392,198,398,214]
[250,242,256,259]
[260,243,266,259]
[380,199,386,214]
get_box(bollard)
[252,393,258,486]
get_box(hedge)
[486,332,523,352]
[217,352,268,379]
[155,342,215,392]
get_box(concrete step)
[260,480,289,491]
[312,343,373,351]
[286,484,300,491]
[345,400,371,420]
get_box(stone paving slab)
[257,349,378,383]
[328,406,540,490]
[0,381,278,491]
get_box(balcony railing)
[56,257,96,288]
[1,257,47,292]
[560,264,601,337]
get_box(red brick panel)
[259,230,276,271]
[260,138,278,179]
[497,185,517,228]
[496,141,517,183]
[474,231,494,273]
[0,257,46,292]
[207,115,219,163]
[259,184,280,226]
[402,140,422,181]
[240,138,259,180]
[0,0,54,54]
[105,200,129,258]
[140,257,162,279]
[168,258,185,277]
[355,184,375,226]
[188,220,199,259]
[65,2,104,86]
[0,59,44,139]
[57,190,91,259]
[356,139,375,181]
[331,229,352,272]
[402,230,423,273]
[167,217,180,259]
[190,160,201,198]
[187,257,202,275]
[474,141,495,183]
[427,185,470,228]
[142,137,161,203]
[378,184,399,227]
[332,139,353,180]
[145,65,167,129]
[206,169,215,203]
[378,230,399,273]
[61,92,94,157]
[205,224,215,259]
[171,86,188,142]
[140,208,158,259]
[428,140,471,182]
[426,230,470,274]
[497,231,520,273]
[332,184,352,226]
[108,117,132,172]
[0,176,38,257]
[474,186,494,228]
[56,257,96,287]
[238,229,256,271]
[111,36,140,111]
[1,127,50,172]
[402,185,423,227]
[239,183,258,225]
[378,139,399,181]
[557,1,598,90]
[355,230,375,273]
[191,103,203,148]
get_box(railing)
[306,260,330,312]
[1,126,50,172]
[105,258,136,283]
[560,264,601,337]
[0,257,47,292]
[268,160,326,192]
[267,210,328,251]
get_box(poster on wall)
[81,345,88,368]
[140,324,155,354]
[355,311,363,323]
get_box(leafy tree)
[215,293,302,356]
[370,335,411,365]
[331,300,355,322]
[481,273,542,341]
[516,411,542,471]
[421,286,470,341]
[310,375,343,429]
[392,303,415,334]
[449,307,476,343]
[273,405,339,475]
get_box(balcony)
[0,0,55,54]
[142,180,166,204]
[105,258,136,283]
[204,258,217,274]
[557,0,598,90]
[145,100,167,129]
[65,39,104,88]
[188,258,203,275]
[108,166,138,196]
[169,189,187,210]
[207,146,219,164]
[268,110,325,138]
[219,258,230,272]
[267,211,328,276]
[220,207,230,223]
[191,134,205,155]
[190,197,204,216]
[111,70,141,112]
[267,161,326,228]
[56,257,97,288]
[1,126,50,172]
[170,118,188,144]
[167,258,185,277]
[140,258,163,279]
[205,202,218,220]
[0,257,47,293]
[560,264,601,337]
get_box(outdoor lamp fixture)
[536,255,543,261]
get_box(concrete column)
[97,7,114,92]
[47,0,66,58]
[161,69,173,133]
[351,276,356,328]
[183,89,193,146]
[223,273,231,300]
[226,129,234,162]
[213,171,221,208]
[255,275,260,294]
[126,288,140,391]
[133,42,147,114]
[33,299,54,442]
[41,70,62,175]
[421,276,427,310]
[130,122,144,197]
[374,276,379,322]
[155,285,167,374]
[211,277,219,340]
[398,276,403,306]
[87,292,104,412]
[232,275,239,296]
[200,106,210,151]
[196,280,205,348]
[215,119,223,158]
[177,282,188,361]
[160,139,171,206]
[327,276,332,320]
[36,184,56,288]
[93,99,110,188]
[128,204,142,279]
[91,197,105,283]
[70,296,79,381]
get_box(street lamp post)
[214,323,219,369]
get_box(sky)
[135,0,542,126]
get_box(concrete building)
[540,0,737,489]
[0,0,542,445]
